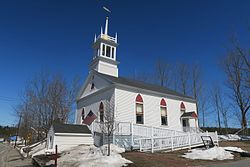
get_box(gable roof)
[95,71,195,101]
[53,124,91,134]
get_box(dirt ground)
[121,141,250,167]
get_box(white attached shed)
[47,124,93,152]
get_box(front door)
[182,119,190,132]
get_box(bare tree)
[176,63,190,95]
[154,59,172,87]
[211,86,223,130]
[222,52,250,129]
[230,38,250,89]
[99,99,116,156]
[130,70,153,84]
[198,89,208,127]
[190,64,203,125]
[16,72,80,142]
[191,65,202,99]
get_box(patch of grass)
[122,141,250,167]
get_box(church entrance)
[182,119,190,132]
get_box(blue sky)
[0,0,250,127]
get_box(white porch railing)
[90,121,187,137]
[136,131,218,153]
[89,121,218,152]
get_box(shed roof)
[53,124,91,134]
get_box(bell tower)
[90,17,119,77]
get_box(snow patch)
[19,141,47,157]
[182,147,234,160]
[29,141,47,157]
[219,134,241,141]
[51,144,132,167]
[218,134,250,141]
[223,147,247,153]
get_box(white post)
[91,122,94,135]
[151,126,154,153]
[139,139,142,152]
[160,138,162,150]
[206,130,208,136]
[215,131,219,146]
[188,132,191,149]
[100,43,103,56]
[131,122,134,148]
[113,134,115,145]
[105,17,109,35]
[171,134,174,151]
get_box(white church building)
[75,18,218,152]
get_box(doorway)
[182,119,190,132]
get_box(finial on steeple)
[94,34,96,42]
[101,27,103,35]
[104,17,109,35]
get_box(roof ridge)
[95,72,195,100]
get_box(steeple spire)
[104,17,109,35]
[94,34,96,42]
[115,32,118,43]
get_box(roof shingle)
[53,124,91,134]
[96,72,195,100]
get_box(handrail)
[132,134,189,141]
[234,127,247,135]
[137,131,218,152]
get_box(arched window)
[180,102,186,112]
[136,94,144,124]
[81,108,85,123]
[160,99,168,125]
[91,83,95,90]
[99,102,104,122]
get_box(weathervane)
[101,6,112,37]
[103,6,111,14]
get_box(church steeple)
[90,17,119,77]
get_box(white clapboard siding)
[76,88,115,124]
[115,87,197,131]
[54,133,93,152]
[97,60,118,77]
[80,73,111,99]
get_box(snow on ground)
[29,141,47,157]
[223,147,247,153]
[49,144,132,167]
[20,140,80,157]
[218,134,250,141]
[219,134,242,141]
[182,147,244,160]
[19,140,47,157]
[240,135,250,140]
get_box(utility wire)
[0,95,19,101]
